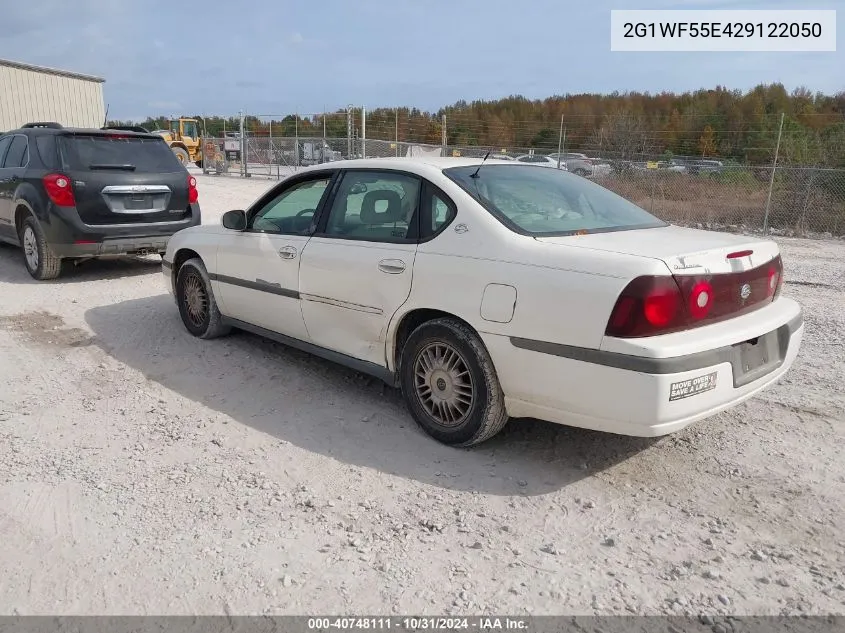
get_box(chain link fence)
[195,113,845,239]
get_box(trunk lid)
[535,225,780,275]
[58,133,191,225]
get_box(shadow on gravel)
[0,243,162,284]
[85,294,659,496]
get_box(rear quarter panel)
[386,180,671,368]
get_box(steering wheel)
[296,208,316,218]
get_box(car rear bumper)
[482,299,804,436]
[41,203,201,257]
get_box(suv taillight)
[188,175,198,204]
[605,256,784,338]
[43,173,76,207]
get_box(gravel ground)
[0,173,843,616]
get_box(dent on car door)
[298,169,425,366]
[213,173,334,341]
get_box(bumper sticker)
[669,372,718,401]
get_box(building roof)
[0,58,105,83]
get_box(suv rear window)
[59,134,183,172]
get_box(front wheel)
[399,318,508,446]
[173,147,190,165]
[175,258,230,339]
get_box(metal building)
[0,58,105,132]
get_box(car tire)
[19,216,62,280]
[173,147,190,165]
[175,257,230,339]
[399,318,509,447]
[574,168,589,176]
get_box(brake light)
[43,173,76,207]
[687,280,714,319]
[768,258,784,298]
[188,175,198,204]
[605,256,784,338]
[605,276,683,337]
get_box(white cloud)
[288,32,304,45]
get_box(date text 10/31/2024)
[307,618,529,631]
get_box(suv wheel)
[399,318,509,446]
[20,216,62,280]
[176,257,230,339]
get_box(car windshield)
[444,164,666,236]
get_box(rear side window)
[59,134,183,172]
[0,136,11,165]
[36,135,60,169]
[3,135,29,168]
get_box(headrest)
[360,190,404,224]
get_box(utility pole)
[763,112,785,234]
[395,108,399,157]
[556,114,564,168]
[362,106,366,158]
[441,114,447,156]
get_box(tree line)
[111,83,845,167]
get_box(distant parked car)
[515,154,567,170]
[0,122,201,280]
[488,154,515,161]
[547,153,613,178]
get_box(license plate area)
[730,328,785,387]
[125,195,153,210]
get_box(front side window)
[323,171,420,242]
[444,164,666,236]
[250,177,331,234]
[182,121,198,138]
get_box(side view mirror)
[222,209,247,231]
[349,182,368,195]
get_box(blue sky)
[1,0,841,121]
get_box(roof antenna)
[470,148,492,179]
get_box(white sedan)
[515,154,568,169]
[162,158,803,446]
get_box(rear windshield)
[444,164,666,236]
[59,134,183,172]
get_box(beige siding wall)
[0,65,105,131]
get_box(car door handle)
[278,246,298,259]
[378,259,406,274]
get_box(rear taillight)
[188,175,198,204]
[605,276,684,337]
[769,256,784,298]
[605,255,784,338]
[43,173,76,207]
[687,280,714,319]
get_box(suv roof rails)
[21,122,64,129]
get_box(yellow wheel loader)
[156,118,203,168]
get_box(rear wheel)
[175,258,230,339]
[19,216,62,280]
[173,147,189,165]
[399,318,508,446]
[574,168,589,176]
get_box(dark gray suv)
[0,122,201,280]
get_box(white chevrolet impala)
[162,158,803,446]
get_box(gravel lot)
[0,173,843,616]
